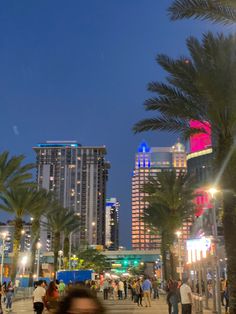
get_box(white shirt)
[118,281,124,291]
[33,286,46,303]
[180,283,192,304]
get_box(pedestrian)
[0,284,3,314]
[90,280,97,297]
[55,287,106,314]
[168,281,180,314]
[45,281,59,311]
[124,280,128,299]
[224,281,229,313]
[135,279,143,307]
[113,281,118,301]
[166,279,174,314]
[103,279,109,300]
[180,277,193,314]
[33,280,46,314]
[2,282,6,304]
[5,281,14,312]
[220,278,226,306]
[142,276,152,307]
[58,280,66,297]
[131,280,136,301]
[118,280,124,300]
[152,279,159,299]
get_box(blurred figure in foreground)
[33,280,46,314]
[55,287,106,314]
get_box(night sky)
[0,1,224,248]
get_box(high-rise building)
[105,198,120,251]
[132,141,188,250]
[33,141,110,250]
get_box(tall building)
[105,198,120,250]
[33,141,110,249]
[132,141,187,250]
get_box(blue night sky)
[0,1,226,248]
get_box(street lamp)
[21,255,28,275]
[58,250,63,271]
[176,231,183,280]
[36,242,42,281]
[208,187,221,314]
[0,232,7,284]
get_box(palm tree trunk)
[53,231,60,279]
[161,231,168,282]
[64,235,69,269]
[29,219,40,286]
[222,192,236,313]
[216,136,236,313]
[11,218,23,280]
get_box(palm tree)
[168,0,236,24]
[63,216,80,268]
[27,189,54,284]
[47,206,80,275]
[134,32,236,311]
[0,151,34,193]
[143,171,195,280]
[0,188,38,280]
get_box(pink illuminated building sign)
[190,121,212,153]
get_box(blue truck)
[56,270,94,284]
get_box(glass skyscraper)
[33,141,110,250]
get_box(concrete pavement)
[8,295,217,314]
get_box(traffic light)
[123,260,128,266]
[133,260,139,266]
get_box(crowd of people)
[101,276,160,307]
[33,280,106,314]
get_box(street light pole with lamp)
[0,232,7,284]
[21,255,28,275]
[58,250,63,271]
[208,187,222,314]
[36,242,42,281]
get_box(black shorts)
[34,302,44,313]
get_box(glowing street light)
[21,255,28,275]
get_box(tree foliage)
[169,0,236,24]
[134,32,236,311]
[143,171,195,280]
[75,248,110,273]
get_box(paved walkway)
[7,296,218,314]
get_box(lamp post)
[21,256,28,275]
[69,232,72,270]
[176,231,183,280]
[0,233,7,284]
[209,187,222,314]
[36,242,42,281]
[58,250,63,271]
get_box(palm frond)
[168,0,236,24]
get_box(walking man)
[142,276,152,307]
[180,277,192,314]
[33,280,46,314]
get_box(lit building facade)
[33,141,110,250]
[132,141,187,250]
[187,121,215,237]
[0,221,32,253]
[105,198,120,251]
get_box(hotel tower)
[33,141,110,250]
[132,141,188,250]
